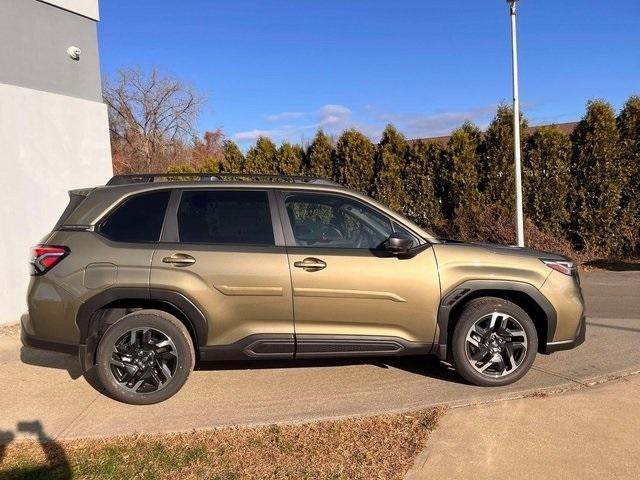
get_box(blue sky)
[99,0,640,146]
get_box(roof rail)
[106,172,340,187]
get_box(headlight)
[540,259,574,276]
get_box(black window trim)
[159,188,285,247]
[97,189,173,244]
[274,190,423,250]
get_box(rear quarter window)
[100,191,171,242]
[53,190,92,230]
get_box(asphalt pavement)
[1,270,639,441]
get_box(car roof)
[105,173,341,187]
[63,177,437,242]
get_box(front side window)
[177,190,274,245]
[285,193,396,249]
[100,191,170,243]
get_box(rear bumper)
[543,315,586,354]
[20,313,79,356]
[21,326,79,355]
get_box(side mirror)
[385,232,414,255]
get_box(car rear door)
[150,188,294,358]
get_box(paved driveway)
[1,270,639,441]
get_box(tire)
[95,309,195,405]
[451,297,538,387]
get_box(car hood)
[437,239,570,261]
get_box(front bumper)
[20,313,79,356]
[543,314,586,354]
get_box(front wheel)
[451,297,538,387]
[95,309,195,405]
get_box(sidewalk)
[405,375,640,480]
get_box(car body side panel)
[432,242,585,350]
[26,230,154,344]
[433,243,551,295]
[149,244,294,346]
[286,246,441,344]
[539,270,585,341]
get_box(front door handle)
[162,253,196,266]
[294,257,326,271]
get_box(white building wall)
[0,84,112,324]
[0,0,110,324]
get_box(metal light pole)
[508,0,525,247]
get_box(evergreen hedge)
[171,97,640,258]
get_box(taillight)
[30,245,69,275]
[540,259,574,276]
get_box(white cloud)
[373,105,498,138]
[234,128,290,143]
[265,104,352,128]
[266,111,305,122]
[317,104,352,127]
[234,104,353,144]
[233,103,507,145]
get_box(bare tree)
[192,129,226,167]
[103,67,205,173]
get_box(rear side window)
[100,191,170,242]
[177,190,274,245]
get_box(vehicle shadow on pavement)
[20,346,84,379]
[587,321,640,333]
[0,421,72,479]
[20,346,106,393]
[197,355,468,385]
[19,346,469,396]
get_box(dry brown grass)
[0,323,20,338]
[0,407,445,480]
[522,391,550,399]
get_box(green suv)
[23,173,585,404]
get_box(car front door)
[278,190,441,357]
[150,188,294,359]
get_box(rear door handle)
[294,257,326,271]
[162,253,196,266]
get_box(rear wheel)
[451,297,538,387]
[96,309,195,405]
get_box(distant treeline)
[169,97,640,259]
